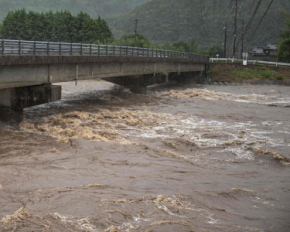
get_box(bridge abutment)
[0,84,61,109]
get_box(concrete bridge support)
[103,71,206,93]
[0,84,61,109]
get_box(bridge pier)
[168,71,206,83]
[0,84,61,109]
[103,73,169,93]
[102,71,207,93]
[0,107,23,126]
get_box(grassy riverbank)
[209,63,290,84]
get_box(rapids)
[0,80,289,231]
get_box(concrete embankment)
[208,63,290,85]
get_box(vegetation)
[0,6,216,56]
[113,34,154,47]
[113,33,223,56]
[277,11,290,63]
[0,0,149,20]
[0,9,113,43]
[232,68,282,80]
[109,0,290,51]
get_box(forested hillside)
[109,0,290,53]
[0,0,149,20]
[0,10,113,43]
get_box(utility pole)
[224,22,227,58]
[232,0,238,58]
[241,18,244,59]
[134,19,138,47]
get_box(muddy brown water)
[0,80,290,232]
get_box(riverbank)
[208,63,290,85]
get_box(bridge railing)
[0,39,208,62]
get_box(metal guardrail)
[0,39,208,62]
[210,58,290,67]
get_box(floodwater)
[0,80,290,232]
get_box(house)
[263,42,278,56]
[248,42,278,61]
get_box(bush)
[276,74,284,80]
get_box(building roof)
[265,42,278,50]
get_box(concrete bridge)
[0,39,209,109]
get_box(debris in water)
[157,88,290,106]
[88,184,103,187]
[252,147,290,166]
[105,225,118,232]
[149,220,189,226]
[1,207,31,231]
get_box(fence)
[0,39,208,62]
[210,58,290,67]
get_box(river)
[0,80,289,231]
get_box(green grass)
[232,68,280,80]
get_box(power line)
[246,0,274,47]
[234,0,263,51]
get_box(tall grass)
[232,68,282,80]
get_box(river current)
[0,80,289,231]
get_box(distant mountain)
[108,0,290,51]
[0,0,149,20]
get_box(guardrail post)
[152,48,154,57]
[47,42,50,55]
[59,42,62,55]
[70,43,73,55]
[90,44,92,55]
[98,45,100,55]
[126,46,128,56]
[33,41,36,55]
[132,47,134,56]
[80,43,83,55]
[1,39,4,55]
[106,45,108,55]
[137,48,139,56]
[120,46,122,56]
[113,45,115,56]
[18,40,21,55]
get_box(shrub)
[276,74,284,80]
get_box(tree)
[188,38,199,53]
[278,11,290,62]
[114,34,153,47]
[278,38,290,62]
[208,44,224,58]
[0,9,114,44]
[170,42,190,52]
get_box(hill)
[0,0,149,20]
[108,0,290,52]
